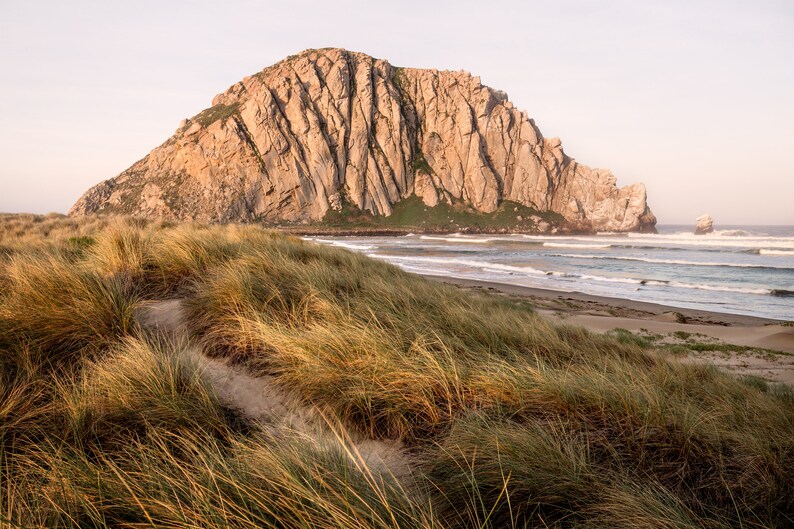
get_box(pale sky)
[1,0,792,224]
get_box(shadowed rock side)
[70,48,657,232]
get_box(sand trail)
[136,299,411,481]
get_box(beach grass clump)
[58,337,236,453]
[0,254,139,367]
[0,214,792,528]
[34,429,435,529]
[3,333,432,528]
[0,213,151,251]
[427,359,794,527]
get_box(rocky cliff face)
[70,48,656,232]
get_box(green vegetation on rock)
[392,66,407,93]
[321,195,563,232]
[411,152,433,176]
[191,102,241,128]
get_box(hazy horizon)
[1,0,792,225]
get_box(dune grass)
[0,214,792,528]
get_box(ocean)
[306,225,794,321]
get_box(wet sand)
[426,276,794,385]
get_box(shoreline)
[425,275,794,384]
[425,276,782,327]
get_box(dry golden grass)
[0,214,792,528]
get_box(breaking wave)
[310,239,377,251]
[759,249,794,256]
[372,254,781,296]
[542,243,612,249]
[547,253,793,270]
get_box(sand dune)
[137,299,411,480]
[430,277,794,385]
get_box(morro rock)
[70,48,657,232]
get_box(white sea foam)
[567,273,646,285]
[547,253,792,270]
[376,253,778,297]
[373,254,546,275]
[419,235,494,244]
[312,239,376,250]
[623,233,794,249]
[395,265,456,276]
[542,242,612,249]
[760,249,794,256]
[374,255,773,295]
[667,282,771,295]
[519,233,794,250]
[551,271,772,295]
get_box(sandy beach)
[428,276,794,385]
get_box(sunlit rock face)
[71,48,656,233]
[695,214,715,235]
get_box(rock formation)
[695,214,714,235]
[70,48,657,232]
